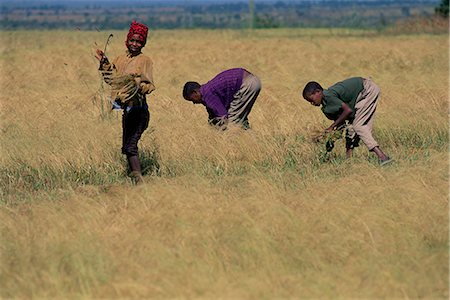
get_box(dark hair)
[302,81,323,99]
[183,81,201,100]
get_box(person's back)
[322,77,364,121]
[200,68,245,112]
[183,68,261,130]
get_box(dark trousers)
[122,107,150,156]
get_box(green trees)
[435,0,449,17]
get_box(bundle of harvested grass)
[101,72,139,103]
[310,125,346,152]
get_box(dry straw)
[101,72,139,103]
[0,29,448,299]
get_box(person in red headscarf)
[95,21,156,185]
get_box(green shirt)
[321,77,364,121]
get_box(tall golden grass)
[0,28,448,298]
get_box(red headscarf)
[126,21,149,46]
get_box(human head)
[126,21,148,54]
[302,81,324,106]
[183,81,202,104]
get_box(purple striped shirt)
[200,68,245,117]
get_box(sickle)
[103,33,114,56]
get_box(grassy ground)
[0,28,448,298]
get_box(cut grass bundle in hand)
[310,125,346,152]
[101,73,139,103]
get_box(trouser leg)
[348,78,380,150]
[122,107,149,184]
[228,74,261,127]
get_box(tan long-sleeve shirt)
[100,51,155,106]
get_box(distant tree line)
[0,0,441,30]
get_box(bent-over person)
[183,68,261,130]
[302,77,392,166]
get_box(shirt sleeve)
[98,56,118,85]
[323,96,344,116]
[139,57,156,94]
[204,93,228,118]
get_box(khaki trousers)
[346,78,381,150]
[228,74,261,125]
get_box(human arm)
[206,104,228,130]
[135,57,156,95]
[95,49,116,85]
[95,49,112,71]
[203,93,228,119]
[325,102,352,132]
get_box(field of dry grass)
[0,28,448,298]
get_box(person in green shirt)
[302,77,392,166]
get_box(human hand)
[134,75,142,87]
[208,116,228,130]
[312,127,333,142]
[324,127,334,134]
[95,49,105,61]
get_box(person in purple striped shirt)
[182,68,261,130]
